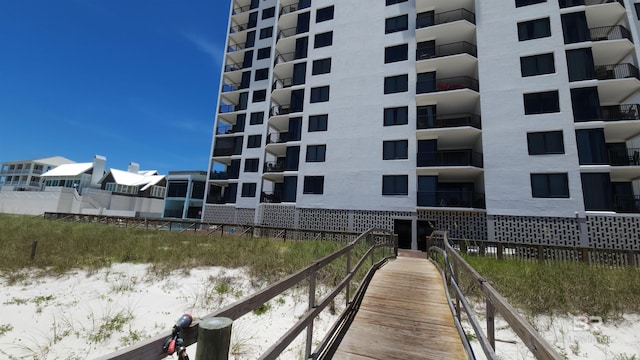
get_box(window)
[252,89,266,102]
[297,12,310,33]
[303,176,324,194]
[291,89,305,112]
[244,158,259,172]
[566,48,595,81]
[254,68,269,81]
[523,91,560,114]
[384,107,408,126]
[559,0,584,8]
[636,3,640,21]
[316,6,334,22]
[259,27,273,39]
[262,7,275,19]
[382,175,408,195]
[531,173,569,198]
[241,183,257,197]
[257,47,271,59]
[384,74,408,94]
[385,44,408,64]
[383,140,408,160]
[314,31,333,48]
[386,0,408,4]
[520,53,555,77]
[250,111,264,125]
[527,131,564,155]
[295,37,308,59]
[247,134,262,148]
[518,18,551,41]
[561,12,589,44]
[516,0,545,7]
[309,114,328,131]
[385,15,408,34]
[310,86,330,103]
[306,145,326,162]
[571,87,601,122]
[312,58,331,75]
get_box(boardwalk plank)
[332,256,467,360]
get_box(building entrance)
[394,219,412,249]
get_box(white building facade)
[204,0,640,250]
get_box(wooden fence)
[428,231,563,360]
[94,228,397,360]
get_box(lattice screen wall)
[203,205,236,224]
[351,210,414,233]
[492,215,580,246]
[587,215,640,250]
[258,204,296,228]
[236,208,255,224]
[418,210,487,240]
[299,208,350,231]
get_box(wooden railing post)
[537,245,544,262]
[306,268,317,359]
[346,249,352,305]
[486,298,495,350]
[581,248,589,264]
[628,250,636,266]
[195,317,233,360]
[497,243,504,260]
[453,255,461,323]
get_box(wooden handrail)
[428,231,563,360]
[95,228,397,360]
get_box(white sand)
[1,263,638,359]
[0,264,342,359]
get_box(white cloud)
[182,32,224,64]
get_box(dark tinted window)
[312,58,331,75]
[257,47,271,59]
[254,68,269,81]
[520,53,555,77]
[306,145,326,162]
[262,7,275,19]
[385,15,408,34]
[385,44,408,63]
[244,158,259,172]
[309,114,328,131]
[382,175,408,195]
[516,0,545,7]
[252,89,266,102]
[259,27,273,39]
[247,135,262,148]
[383,140,409,160]
[518,18,551,41]
[310,86,330,103]
[241,183,257,197]
[314,32,333,48]
[303,176,324,194]
[384,107,409,126]
[527,131,564,155]
[316,6,334,22]
[523,91,560,114]
[384,74,408,94]
[386,0,408,4]
[531,173,569,198]
[250,111,264,125]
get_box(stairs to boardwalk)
[332,256,467,359]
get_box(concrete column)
[411,217,418,250]
[183,177,194,219]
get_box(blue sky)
[0,0,231,175]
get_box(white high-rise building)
[204,0,640,251]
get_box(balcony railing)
[263,161,285,173]
[261,191,282,203]
[227,42,247,53]
[272,77,294,91]
[417,76,479,94]
[417,191,485,208]
[416,41,477,61]
[608,147,640,166]
[274,52,295,66]
[232,4,251,15]
[216,124,244,135]
[590,25,632,43]
[280,1,311,17]
[224,61,244,73]
[229,22,249,34]
[219,104,238,114]
[598,104,640,121]
[559,0,624,8]
[209,171,229,180]
[417,113,481,130]
[417,150,483,167]
[266,133,288,144]
[221,82,242,93]
[269,104,292,117]
[416,8,476,29]
[277,27,297,41]
[594,63,640,80]
[614,195,640,213]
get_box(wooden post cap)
[195,317,233,360]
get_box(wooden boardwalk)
[332,256,467,359]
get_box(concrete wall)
[0,187,75,215]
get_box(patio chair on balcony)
[632,151,639,165]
